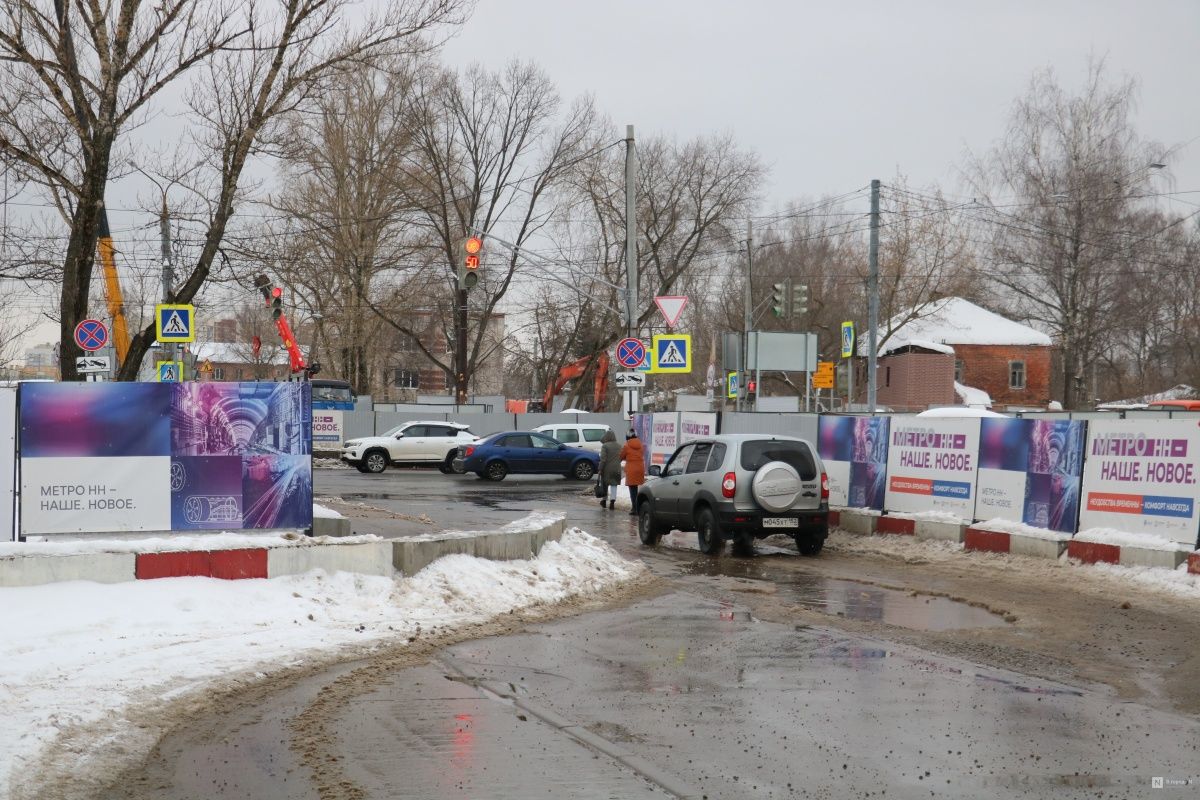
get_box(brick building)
[873,297,1053,411]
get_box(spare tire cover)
[751,460,802,513]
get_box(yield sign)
[654,296,688,329]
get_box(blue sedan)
[456,431,599,482]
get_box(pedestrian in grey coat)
[598,430,622,510]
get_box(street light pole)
[625,124,639,418]
[867,179,880,413]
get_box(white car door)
[393,424,431,461]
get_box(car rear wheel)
[438,452,457,475]
[363,450,388,474]
[794,533,824,556]
[696,507,724,555]
[571,460,595,481]
[638,501,665,546]
[484,460,508,481]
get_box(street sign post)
[653,295,688,329]
[651,334,691,373]
[614,372,646,389]
[74,319,109,352]
[156,304,195,343]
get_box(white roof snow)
[878,338,955,357]
[865,298,1052,353]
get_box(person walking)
[619,430,645,515]
[598,430,622,510]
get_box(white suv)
[532,423,612,454]
[341,421,478,474]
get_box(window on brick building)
[954,359,964,382]
[393,369,419,389]
[1009,360,1026,390]
[213,367,224,380]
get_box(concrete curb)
[1189,553,1200,575]
[914,520,966,543]
[393,514,565,576]
[0,513,567,587]
[837,508,877,535]
[964,527,1070,559]
[1066,539,1191,570]
[875,516,915,536]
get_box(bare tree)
[966,59,1166,408]
[0,0,466,381]
[359,59,596,402]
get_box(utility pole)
[158,194,174,369]
[867,179,880,413]
[741,219,752,412]
[625,124,638,418]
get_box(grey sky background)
[440,0,1200,208]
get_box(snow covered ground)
[0,528,646,798]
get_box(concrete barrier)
[837,509,877,535]
[1066,540,1121,565]
[1189,552,1200,575]
[312,516,353,537]
[1118,545,1190,570]
[269,540,394,579]
[1066,536,1191,569]
[391,513,566,577]
[0,551,135,587]
[875,516,915,536]
[964,526,1070,559]
[914,520,966,543]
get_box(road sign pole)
[625,124,638,420]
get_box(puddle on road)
[680,554,1008,632]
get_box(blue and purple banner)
[818,416,890,510]
[976,418,1085,533]
[20,382,311,535]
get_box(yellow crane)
[95,208,131,367]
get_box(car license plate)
[762,517,798,528]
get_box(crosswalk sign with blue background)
[727,371,739,398]
[156,304,195,343]
[652,333,691,373]
[157,361,183,382]
[841,321,855,359]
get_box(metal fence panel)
[718,412,819,443]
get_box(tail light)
[721,471,736,498]
[464,446,475,457]
[820,472,830,501]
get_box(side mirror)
[394,433,404,439]
[649,465,661,477]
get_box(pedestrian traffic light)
[271,286,282,319]
[771,282,788,318]
[792,283,808,315]
[461,235,483,290]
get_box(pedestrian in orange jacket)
[620,431,645,515]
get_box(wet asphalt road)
[114,469,1200,799]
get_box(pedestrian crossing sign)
[157,361,183,383]
[651,333,691,373]
[155,304,195,343]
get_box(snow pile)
[954,381,993,408]
[1073,527,1193,552]
[916,406,1008,418]
[312,503,345,520]
[0,528,644,796]
[884,509,968,524]
[867,297,1052,351]
[972,518,1072,542]
[3,530,379,555]
[1089,562,1200,598]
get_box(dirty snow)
[972,518,1072,542]
[1073,527,1194,552]
[0,527,645,797]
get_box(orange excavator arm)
[96,209,132,367]
[543,351,611,412]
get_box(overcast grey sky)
[440,0,1200,208]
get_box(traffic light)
[461,235,483,290]
[271,286,283,319]
[771,282,788,318]
[792,283,808,315]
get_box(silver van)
[636,434,829,556]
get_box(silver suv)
[636,434,829,556]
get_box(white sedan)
[341,421,478,474]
